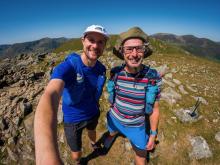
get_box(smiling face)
[81,32,106,64]
[122,38,144,73]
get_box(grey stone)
[20,101,32,117]
[18,80,25,87]
[162,78,176,88]
[11,97,23,107]
[0,118,7,130]
[189,136,212,159]
[164,73,173,79]
[7,137,15,147]
[173,79,181,85]
[22,152,35,161]
[186,85,198,93]
[31,87,44,99]
[58,131,65,144]
[192,96,208,105]
[215,131,220,142]
[7,147,18,161]
[148,60,157,66]
[172,141,178,153]
[10,126,18,138]
[1,91,6,97]
[155,64,169,77]
[175,108,201,123]
[23,113,34,139]
[178,85,188,95]
[161,87,182,105]
[57,101,63,124]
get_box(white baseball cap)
[83,25,109,39]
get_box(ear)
[144,47,153,58]
[144,43,153,58]
[113,47,124,60]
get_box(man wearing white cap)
[34,25,109,165]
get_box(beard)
[84,48,102,61]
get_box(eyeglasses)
[122,45,146,54]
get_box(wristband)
[150,130,157,136]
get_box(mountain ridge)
[0,31,220,164]
[0,37,68,59]
[1,33,220,62]
[151,33,220,61]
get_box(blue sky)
[0,0,220,45]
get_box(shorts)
[64,113,100,152]
[107,112,149,150]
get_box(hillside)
[151,33,220,62]
[53,35,119,54]
[0,37,220,165]
[0,37,68,59]
[1,33,220,63]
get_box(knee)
[110,131,118,136]
[71,151,81,161]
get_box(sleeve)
[50,58,74,85]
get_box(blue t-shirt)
[51,53,106,123]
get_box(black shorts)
[64,113,100,152]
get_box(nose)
[92,42,99,48]
[131,48,138,56]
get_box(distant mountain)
[151,33,220,61]
[0,37,68,59]
[2,34,220,62]
[53,34,189,56]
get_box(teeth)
[129,59,138,63]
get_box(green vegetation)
[54,35,119,54]
[54,38,82,53]
[149,38,186,55]
[48,35,220,164]
[54,35,186,56]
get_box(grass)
[57,48,220,164]
[23,37,220,164]
[149,50,220,164]
[53,38,83,53]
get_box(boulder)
[161,87,182,105]
[175,108,202,123]
[189,136,212,159]
[215,131,220,142]
[178,85,188,95]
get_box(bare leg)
[109,131,118,136]
[71,151,82,162]
[133,145,147,165]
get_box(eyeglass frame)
[120,43,150,54]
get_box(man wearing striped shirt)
[105,27,161,165]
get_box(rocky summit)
[0,36,220,164]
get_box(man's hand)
[146,135,156,151]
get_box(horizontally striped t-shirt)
[109,65,161,127]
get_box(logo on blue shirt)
[76,73,84,83]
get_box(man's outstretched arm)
[34,79,64,165]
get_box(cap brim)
[83,31,109,39]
